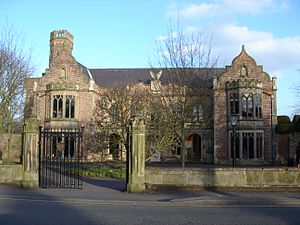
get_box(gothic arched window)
[52,95,75,119]
[53,95,63,118]
[65,95,75,118]
[230,93,239,114]
[255,93,262,118]
[241,93,253,118]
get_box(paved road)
[0,177,300,225]
[1,197,299,225]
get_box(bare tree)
[292,70,300,115]
[91,84,151,161]
[150,20,218,167]
[145,92,179,161]
[0,24,34,161]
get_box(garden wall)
[0,165,38,188]
[0,133,22,163]
[145,167,300,191]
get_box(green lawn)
[79,164,126,179]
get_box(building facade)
[24,30,277,165]
[213,46,277,164]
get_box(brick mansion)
[24,30,278,165]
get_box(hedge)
[276,115,300,133]
[293,115,300,132]
[275,124,293,134]
[277,115,291,124]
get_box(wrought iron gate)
[39,127,83,189]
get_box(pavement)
[1,177,300,206]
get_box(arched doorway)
[186,134,201,161]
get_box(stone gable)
[213,45,277,164]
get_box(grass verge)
[79,165,126,179]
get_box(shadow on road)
[0,185,103,225]
[83,176,126,192]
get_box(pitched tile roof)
[87,68,225,88]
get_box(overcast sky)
[0,0,299,117]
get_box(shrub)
[277,115,291,124]
[275,124,293,134]
[293,115,300,132]
[276,115,293,134]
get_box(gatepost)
[127,116,146,192]
[22,118,40,188]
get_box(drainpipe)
[271,95,275,163]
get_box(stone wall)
[0,165,38,188]
[0,133,22,163]
[145,167,300,190]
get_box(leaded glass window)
[230,132,264,160]
[255,93,262,118]
[191,105,203,122]
[241,93,253,118]
[53,95,63,118]
[65,95,75,118]
[230,93,239,114]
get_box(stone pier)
[126,116,146,192]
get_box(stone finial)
[272,76,277,90]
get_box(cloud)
[178,3,219,19]
[213,23,300,72]
[167,0,289,19]
[164,1,298,74]
[223,0,278,15]
[154,22,300,74]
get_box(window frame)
[229,92,239,115]
[229,130,264,160]
[50,94,76,119]
[228,91,263,120]
[241,93,254,118]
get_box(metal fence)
[39,127,83,189]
